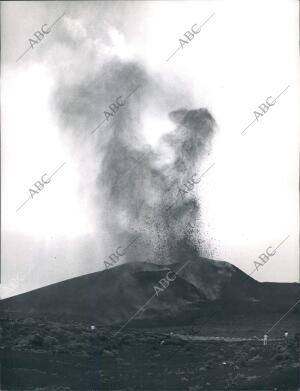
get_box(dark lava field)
[1,315,299,390]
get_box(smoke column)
[54,58,216,267]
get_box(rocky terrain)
[1,258,299,390]
[1,316,299,390]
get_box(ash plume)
[97,63,216,266]
[53,57,216,267]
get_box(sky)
[1,0,299,299]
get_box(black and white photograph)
[0,1,299,390]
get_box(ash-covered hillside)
[1,257,299,328]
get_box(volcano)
[1,257,299,329]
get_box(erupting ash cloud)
[92,60,216,266]
[54,58,216,267]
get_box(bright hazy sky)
[1,0,299,299]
